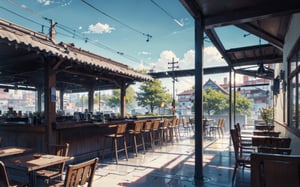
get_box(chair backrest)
[116,123,127,135]
[133,121,144,132]
[64,157,99,187]
[143,121,152,131]
[170,118,177,127]
[251,153,300,187]
[162,119,169,128]
[0,161,10,187]
[257,147,291,155]
[48,143,70,173]
[182,117,187,127]
[218,119,225,128]
[0,136,2,147]
[152,120,160,130]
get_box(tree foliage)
[107,86,135,110]
[203,88,228,115]
[202,88,252,116]
[136,79,172,113]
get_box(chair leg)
[123,136,128,161]
[133,135,138,156]
[114,138,119,164]
[141,134,146,154]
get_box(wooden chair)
[151,119,162,148]
[230,129,251,182]
[36,143,70,184]
[0,161,29,187]
[234,123,254,153]
[253,131,280,137]
[182,117,192,136]
[159,118,170,145]
[48,157,99,187]
[251,153,300,187]
[168,118,179,144]
[128,120,146,156]
[141,120,154,152]
[102,123,128,164]
[210,119,225,138]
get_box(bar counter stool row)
[101,117,186,164]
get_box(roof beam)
[236,23,283,49]
[205,29,233,67]
[204,2,300,29]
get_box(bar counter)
[0,115,174,163]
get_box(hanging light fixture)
[257,63,266,76]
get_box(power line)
[3,0,143,65]
[0,6,47,33]
[150,0,184,27]
[81,0,152,42]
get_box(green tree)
[203,88,228,115]
[136,79,172,114]
[234,92,252,115]
[107,86,135,110]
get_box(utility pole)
[168,58,179,116]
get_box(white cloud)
[86,22,115,34]
[78,26,82,30]
[37,0,53,6]
[138,51,151,56]
[150,46,229,94]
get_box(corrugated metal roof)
[0,19,152,81]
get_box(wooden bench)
[251,153,300,187]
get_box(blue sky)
[0,0,262,93]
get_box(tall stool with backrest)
[141,120,154,152]
[102,123,128,164]
[36,143,70,184]
[182,117,192,136]
[151,119,162,148]
[159,118,170,145]
[128,120,146,156]
[168,118,179,144]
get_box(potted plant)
[259,106,274,125]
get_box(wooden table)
[0,146,31,158]
[4,153,70,186]
[253,130,281,137]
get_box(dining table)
[0,146,31,158]
[4,153,70,187]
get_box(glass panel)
[289,54,297,73]
[290,76,297,128]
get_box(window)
[288,40,300,130]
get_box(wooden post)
[88,89,94,113]
[120,84,127,118]
[37,87,42,113]
[44,58,57,145]
[60,90,64,111]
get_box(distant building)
[177,76,270,118]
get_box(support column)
[120,85,127,118]
[194,17,204,183]
[60,90,64,111]
[88,89,94,113]
[44,58,57,145]
[37,88,42,112]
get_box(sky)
[0,0,263,94]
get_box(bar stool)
[151,119,162,148]
[102,123,128,164]
[128,120,146,156]
[141,120,154,152]
[182,117,192,136]
[159,118,170,145]
[168,118,179,144]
